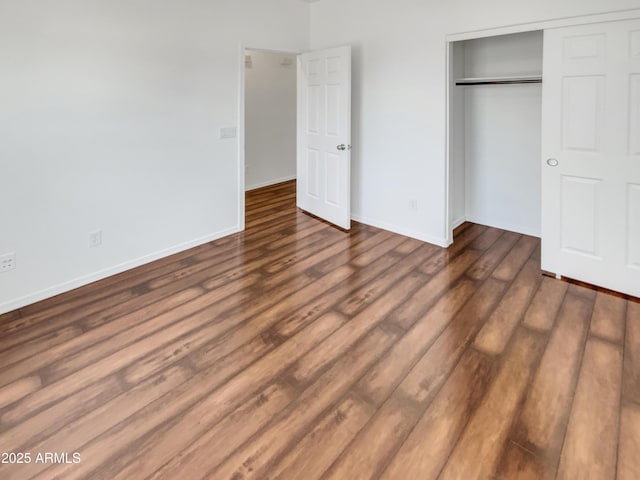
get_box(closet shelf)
[455,75,542,86]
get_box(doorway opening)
[240,45,353,231]
[242,47,298,225]
[244,49,298,192]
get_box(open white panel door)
[541,19,640,297]
[297,46,351,230]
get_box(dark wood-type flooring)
[1,180,639,479]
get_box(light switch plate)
[219,127,237,139]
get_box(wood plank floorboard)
[0,179,638,479]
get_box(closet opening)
[447,30,544,244]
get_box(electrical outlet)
[0,252,16,273]
[409,199,418,210]
[89,230,102,248]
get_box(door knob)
[546,158,559,167]
[337,144,352,151]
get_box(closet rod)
[455,78,542,86]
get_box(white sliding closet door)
[541,19,640,297]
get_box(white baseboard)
[351,213,449,248]
[0,225,241,316]
[465,215,541,238]
[451,216,467,231]
[245,175,296,191]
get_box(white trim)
[0,226,241,316]
[245,175,297,191]
[444,41,453,246]
[451,216,466,231]
[465,215,541,238]
[237,43,247,232]
[351,213,450,248]
[446,8,640,42]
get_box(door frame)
[237,44,302,231]
[444,8,640,246]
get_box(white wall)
[309,0,640,246]
[463,31,543,78]
[458,32,543,237]
[464,83,542,236]
[245,49,297,190]
[0,0,309,314]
